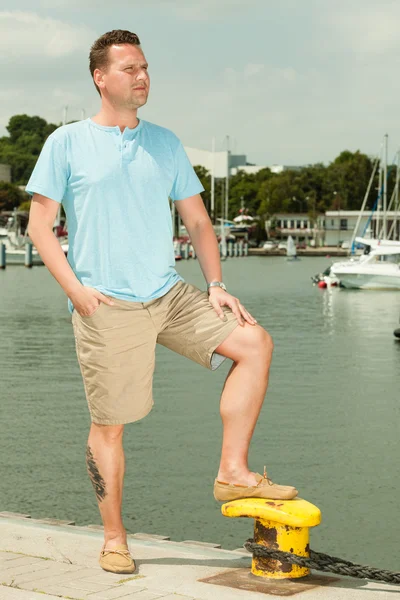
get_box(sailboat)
[285,235,298,261]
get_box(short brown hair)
[89,30,142,97]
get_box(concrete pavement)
[0,512,398,599]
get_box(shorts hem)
[90,401,154,425]
[207,318,240,371]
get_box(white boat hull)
[335,272,400,290]
[329,240,400,289]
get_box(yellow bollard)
[221,497,321,579]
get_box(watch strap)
[207,281,227,292]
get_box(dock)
[248,247,349,257]
[0,512,398,599]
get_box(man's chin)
[127,97,148,109]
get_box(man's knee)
[262,328,274,355]
[218,323,273,363]
[246,326,273,362]
[90,422,125,442]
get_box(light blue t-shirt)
[26,117,205,314]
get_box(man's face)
[97,44,150,109]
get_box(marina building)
[265,212,324,246]
[323,210,400,247]
[265,210,400,247]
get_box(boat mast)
[225,135,230,224]
[396,149,400,241]
[387,149,400,241]
[54,106,69,231]
[376,143,383,239]
[383,133,388,239]
[211,137,215,224]
[350,155,379,253]
[221,182,227,259]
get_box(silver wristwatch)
[207,281,227,293]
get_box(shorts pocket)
[78,302,104,319]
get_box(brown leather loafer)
[99,543,136,574]
[213,467,298,502]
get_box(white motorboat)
[330,238,400,289]
[313,134,400,288]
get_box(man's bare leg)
[86,423,127,549]
[214,324,274,487]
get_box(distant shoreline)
[248,247,349,257]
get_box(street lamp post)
[292,196,303,212]
[333,190,341,247]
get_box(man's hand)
[69,285,115,317]
[207,287,257,327]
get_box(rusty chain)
[244,538,400,585]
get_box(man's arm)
[174,193,222,285]
[27,193,82,298]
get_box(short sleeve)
[169,140,205,201]
[25,134,68,203]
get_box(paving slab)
[0,587,63,600]
[0,514,398,599]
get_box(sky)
[1,0,399,167]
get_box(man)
[26,30,298,575]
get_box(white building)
[184,148,304,178]
[231,164,304,175]
[265,213,320,245]
[269,164,304,174]
[323,210,400,246]
[231,164,304,176]
[230,165,266,175]
[184,147,247,178]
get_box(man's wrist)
[65,279,83,297]
[207,281,227,293]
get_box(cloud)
[0,11,98,130]
[221,63,296,92]
[243,63,265,78]
[8,0,261,21]
[158,0,260,21]
[0,11,95,59]
[316,1,400,58]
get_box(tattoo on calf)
[86,445,107,502]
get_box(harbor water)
[0,256,399,572]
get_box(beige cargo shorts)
[71,279,240,425]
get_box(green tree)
[6,114,58,144]
[0,182,26,211]
[0,114,59,186]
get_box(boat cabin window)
[374,254,400,263]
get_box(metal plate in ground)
[198,568,339,596]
